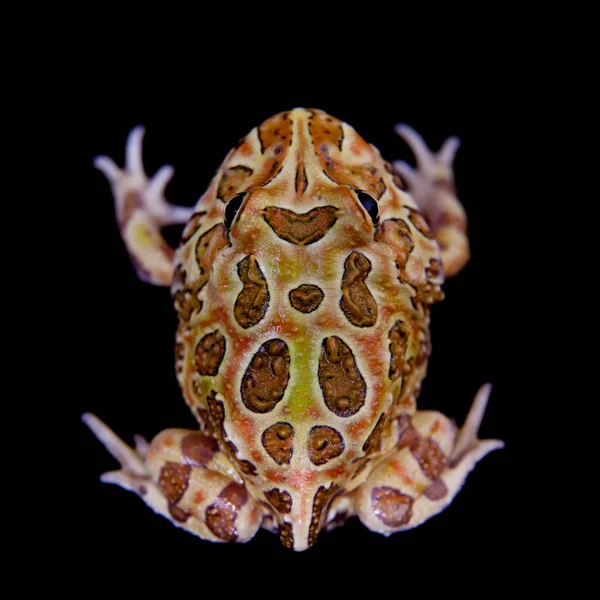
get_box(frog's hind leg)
[393,124,468,278]
[82,413,263,544]
[353,384,503,535]
[94,127,194,286]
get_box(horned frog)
[83,108,502,551]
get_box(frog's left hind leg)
[393,125,468,278]
[353,384,503,535]
[95,127,194,286]
[82,413,263,544]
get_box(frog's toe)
[124,125,147,175]
[82,412,148,477]
[93,155,122,183]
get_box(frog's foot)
[393,124,469,278]
[94,127,194,286]
[353,383,503,535]
[82,413,263,544]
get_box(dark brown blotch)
[362,413,387,455]
[424,479,448,500]
[158,462,191,505]
[175,341,185,375]
[261,422,294,465]
[172,272,203,322]
[318,336,366,417]
[263,206,337,245]
[180,211,207,243]
[289,284,324,313]
[406,207,434,239]
[195,330,226,375]
[374,218,414,273]
[234,255,270,329]
[411,438,447,480]
[169,504,191,523]
[279,522,294,549]
[388,320,411,381]
[241,339,291,413]
[308,483,340,547]
[397,415,420,449]
[264,488,292,514]
[205,482,248,542]
[425,258,443,280]
[295,163,309,195]
[371,486,413,527]
[307,426,345,466]
[340,251,378,327]
[173,224,229,321]
[181,432,219,467]
[217,165,254,202]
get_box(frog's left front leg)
[82,413,263,544]
[394,125,468,278]
[353,384,503,535]
[95,127,194,286]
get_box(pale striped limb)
[94,127,194,286]
[82,413,262,544]
[353,383,503,535]
[394,124,469,278]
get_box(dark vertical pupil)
[225,193,245,228]
[357,191,379,225]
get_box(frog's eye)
[225,193,246,229]
[356,191,379,225]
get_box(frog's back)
[171,108,443,549]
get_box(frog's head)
[216,108,408,253]
[172,109,445,550]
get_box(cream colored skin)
[84,109,502,550]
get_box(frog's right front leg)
[94,127,194,286]
[82,413,263,544]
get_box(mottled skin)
[84,109,503,551]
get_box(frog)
[83,108,503,551]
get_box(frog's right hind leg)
[95,127,194,286]
[353,384,503,535]
[82,413,263,544]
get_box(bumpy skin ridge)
[171,109,444,550]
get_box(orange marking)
[194,490,205,504]
[265,469,286,483]
[163,437,173,447]
[347,418,369,441]
[288,469,317,489]
[239,416,255,444]
[325,464,348,479]
[305,404,320,419]
[390,460,415,486]
[431,419,441,434]
[250,504,262,525]
[251,449,263,463]
[237,139,253,156]
[350,140,364,155]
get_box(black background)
[57,57,527,571]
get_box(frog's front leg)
[394,125,468,278]
[82,413,263,544]
[95,127,194,286]
[353,384,503,535]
